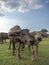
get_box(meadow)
[0,38,49,65]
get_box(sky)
[0,0,49,33]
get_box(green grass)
[0,38,49,65]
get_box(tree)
[41,29,48,33]
[41,29,48,37]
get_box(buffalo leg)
[9,39,11,49]
[21,42,25,51]
[12,41,15,55]
[28,43,31,56]
[18,43,21,59]
[32,46,35,61]
[9,39,16,50]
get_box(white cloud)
[45,0,49,3]
[32,4,44,9]
[0,12,4,16]
[0,0,47,13]
[0,1,4,16]
[0,17,8,24]
[0,17,21,32]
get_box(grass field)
[0,38,49,65]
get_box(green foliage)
[41,29,48,33]
[0,38,49,65]
[41,29,48,37]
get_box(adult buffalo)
[8,25,22,56]
[0,32,9,44]
[8,25,35,60]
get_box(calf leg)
[32,46,35,61]
[36,44,39,59]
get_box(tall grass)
[0,38,49,65]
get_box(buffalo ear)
[20,29,30,33]
[16,31,21,35]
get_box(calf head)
[33,31,42,42]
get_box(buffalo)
[0,32,9,44]
[8,25,42,61]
